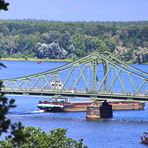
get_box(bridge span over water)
[1,51,148,101]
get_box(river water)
[0,61,148,148]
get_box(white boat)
[37,97,92,112]
[37,97,70,112]
[37,103,64,109]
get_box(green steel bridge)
[1,51,148,101]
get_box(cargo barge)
[37,97,145,112]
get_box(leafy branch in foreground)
[0,127,88,148]
[0,73,15,135]
[0,0,9,11]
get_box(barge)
[37,97,145,112]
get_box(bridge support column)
[86,106,100,120]
[86,100,113,120]
[100,101,113,118]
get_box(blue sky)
[0,0,148,21]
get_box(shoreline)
[0,58,72,63]
[1,58,147,64]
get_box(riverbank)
[1,57,72,63]
[1,57,148,64]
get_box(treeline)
[0,20,148,63]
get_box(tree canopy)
[0,0,9,11]
[0,126,88,148]
[0,20,147,63]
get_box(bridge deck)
[2,89,148,101]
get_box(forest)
[0,20,148,63]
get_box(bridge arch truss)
[2,52,148,100]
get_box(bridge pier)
[86,106,101,120]
[86,100,113,120]
[100,100,113,118]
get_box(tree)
[113,46,132,61]
[133,47,148,63]
[0,127,87,148]
[0,0,9,11]
[42,31,61,44]
[0,0,13,136]
[36,42,67,59]
[59,31,71,50]
[0,19,148,62]
[0,61,15,135]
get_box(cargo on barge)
[109,101,145,110]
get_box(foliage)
[0,80,10,135]
[0,61,15,135]
[0,20,147,63]
[0,127,87,148]
[0,0,9,11]
[36,42,67,59]
[133,47,148,63]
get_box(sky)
[0,0,148,21]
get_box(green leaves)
[0,0,9,11]
[0,20,148,62]
[0,80,11,135]
[0,127,88,148]
[0,61,16,135]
